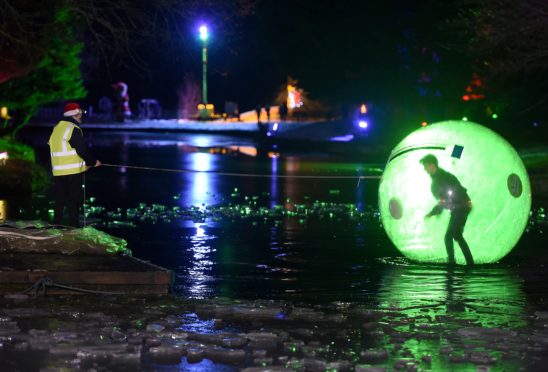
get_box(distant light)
[462,95,470,101]
[272,122,279,131]
[533,122,539,127]
[358,120,368,129]
[0,151,8,165]
[462,117,468,121]
[492,113,498,119]
[360,103,367,114]
[266,132,272,136]
[199,25,208,42]
[287,84,303,109]
[330,134,354,142]
[229,145,257,157]
[421,121,428,127]
[0,107,9,119]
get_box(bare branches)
[450,0,548,75]
[0,0,179,79]
[1,0,256,83]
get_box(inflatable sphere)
[378,120,531,264]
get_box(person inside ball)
[421,154,474,266]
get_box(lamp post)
[199,25,208,104]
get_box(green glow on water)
[378,265,525,370]
[378,120,531,264]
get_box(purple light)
[330,134,354,142]
[358,120,368,129]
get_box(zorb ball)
[378,120,531,264]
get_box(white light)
[0,152,8,165]
[191,152,211,172]
[199,25,208,41]
[358,120,368,129]
[272,122,279,131]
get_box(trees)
[446,0,548,121]
[1,0,256,134]
[453,0,548,75]
[0,7,86,136]
[0,2,87,136]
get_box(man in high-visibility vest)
[49,102,101,226]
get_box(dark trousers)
[445,205,474,265]
[54,173,83,227]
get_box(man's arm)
[68,129,98,167]
[426,203,443,217]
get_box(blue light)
[358,120,368,129]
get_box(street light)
[198,25,208,104]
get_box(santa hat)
[63,102,82,117]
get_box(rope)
[83,171,87,227]
[102,163,382,180]
[23,277,123,296]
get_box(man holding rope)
[48,102,101,227]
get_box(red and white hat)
[63,102,82,117]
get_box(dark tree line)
[444,0,548,122]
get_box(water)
[8,129,548,299]
[3,128,548,370]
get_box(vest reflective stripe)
[51,150,77,156]
[49,121,87,176]
[52,162,85,170]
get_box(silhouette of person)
[265,104,271,122]
[112,81,131,122]
[255,104,262,124]
[256,104,268,136]
[279,102,287,122]
[421,154,474,266]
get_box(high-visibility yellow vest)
[48,120,87,176]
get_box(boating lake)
[2,128,547,370]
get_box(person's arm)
[426,203,443,217]
[68,128,99,167]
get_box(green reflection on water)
[377,264,525,370]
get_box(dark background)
[83,1,469,117]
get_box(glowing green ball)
[379,120,531,264]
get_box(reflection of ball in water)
[378,120,531,264]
